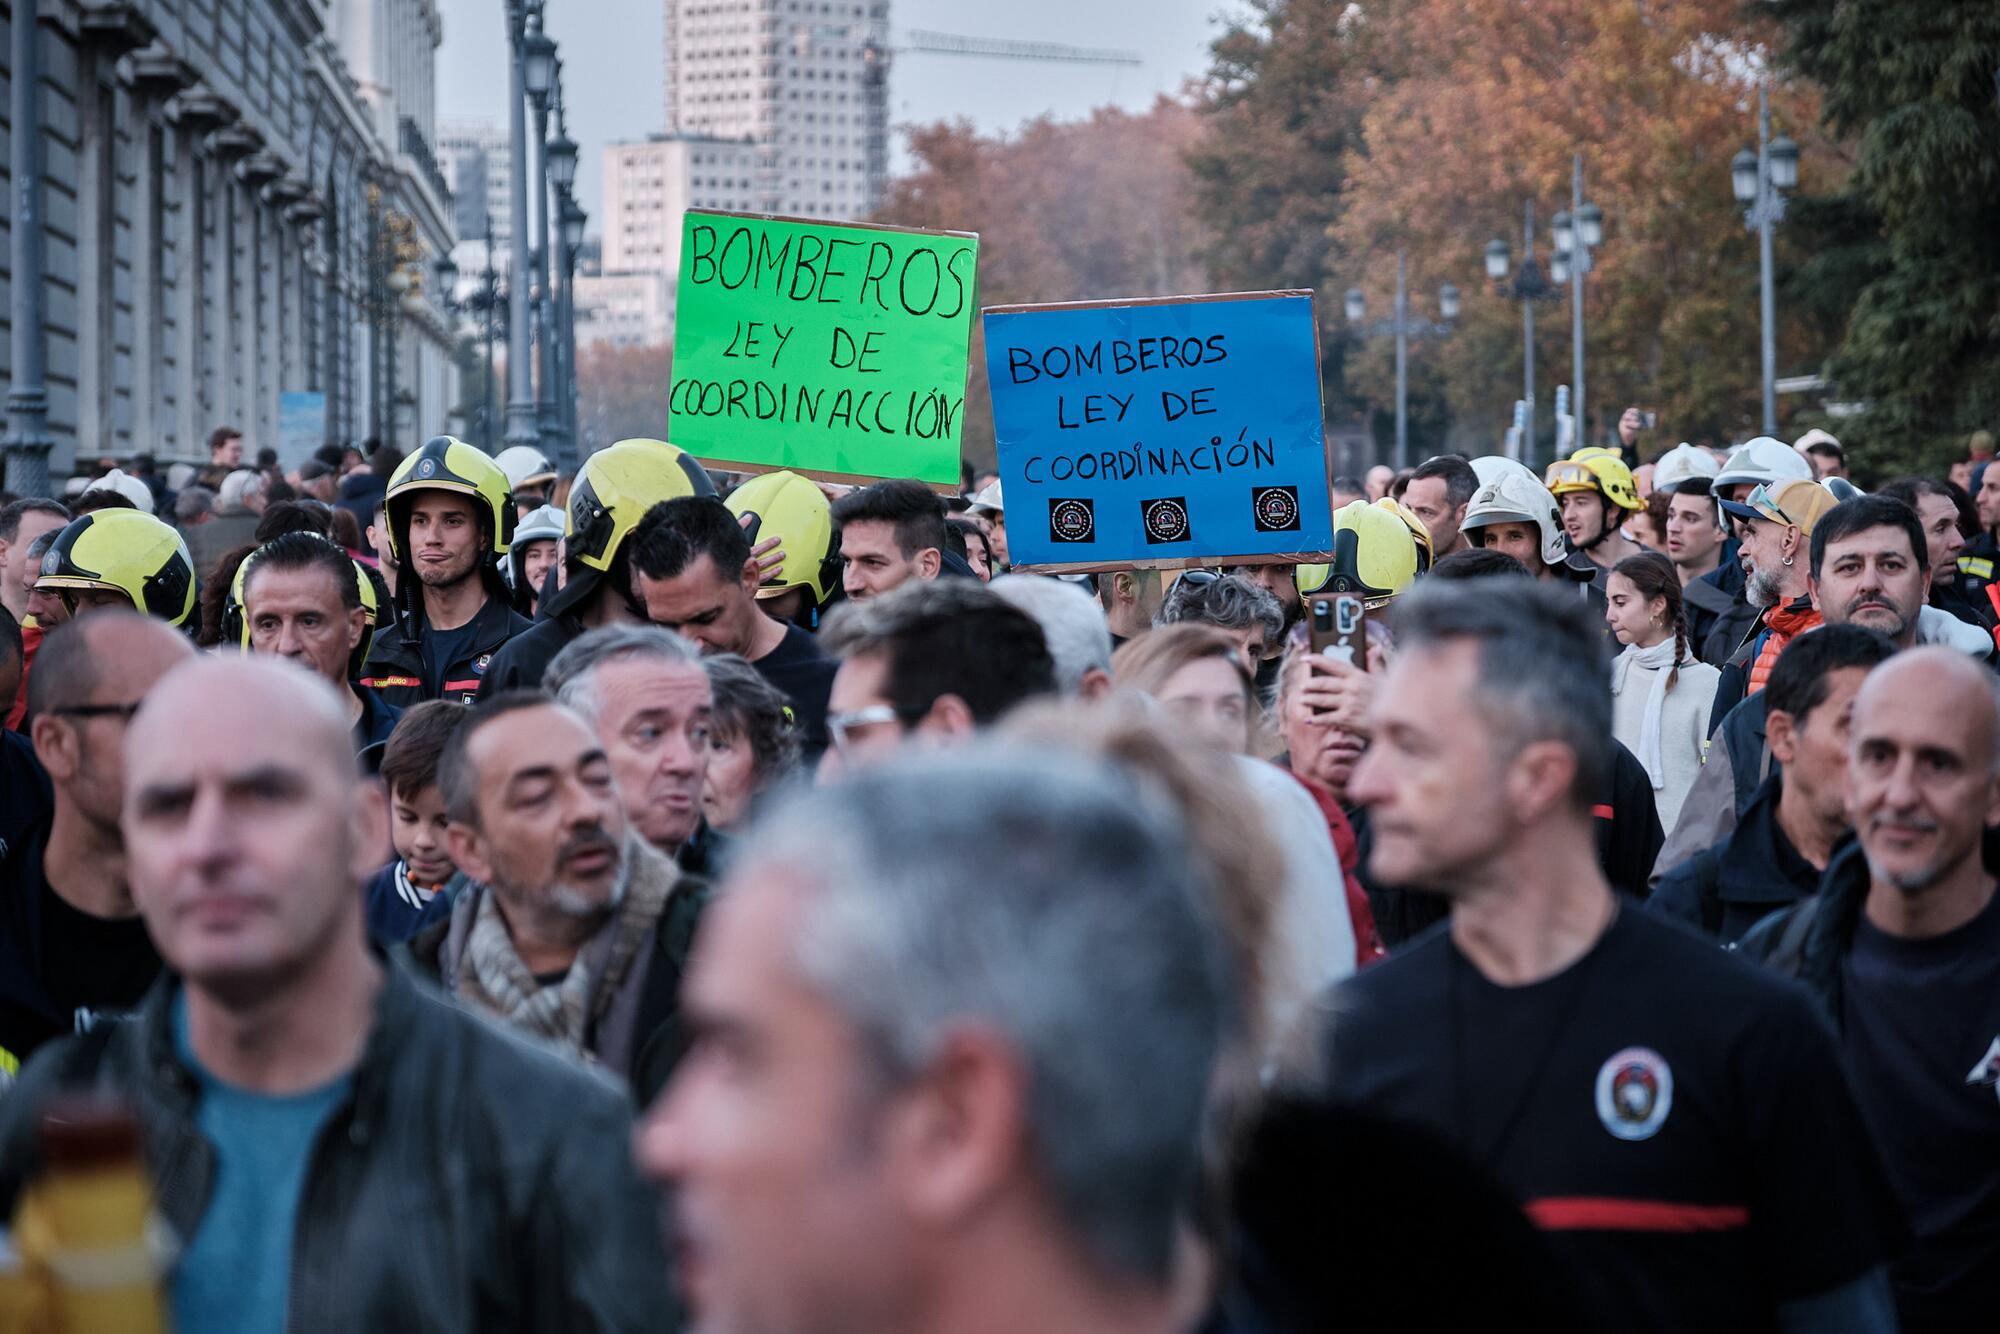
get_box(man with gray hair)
[636,744,1229,1334]
[172,484,216,530]
[989,573,1114,697]
[411,685,708,1101]
[1325,578,1907,1334]
[1156,571,1284,675]
[185,467,266,577]
[545,623,716,865]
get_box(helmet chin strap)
[1573,497,1622,552]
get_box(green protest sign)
[668,210,979,486]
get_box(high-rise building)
[604,136,761,280]
[580,1,891,354]
[438,119,513,250]
[662,0,890,220]
[575,272,675,350]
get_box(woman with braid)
[1605,551,1720,831]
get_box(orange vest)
[1746,604,1823,696]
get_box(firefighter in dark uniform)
[359,436,528,707]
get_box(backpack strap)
[1766,898,1821,978]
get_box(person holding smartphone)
[1617,405,1652,466]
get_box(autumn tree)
[872,100,1211,468]
[1189,0,1411,436]
[1199,0,1853,463]
[1769,0,2000,473]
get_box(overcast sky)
[434,0,1232,237]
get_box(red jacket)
[1284,768,1385,968]
[6,623,42,731]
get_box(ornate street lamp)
[1733,86,1798,435]
[1344,253,1458,468]
[1486,202,1563,463]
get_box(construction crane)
[835,25,1142,201]
[899,30,1142,66]
[859,29,1143,81]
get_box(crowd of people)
[0,412,1994,1333]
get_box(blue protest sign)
[982,292,1332,571]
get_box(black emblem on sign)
[1252,485,1301,533]
[1142,497,1191,545]
[1049,498,1095,544]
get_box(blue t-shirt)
[171,993,353,1334]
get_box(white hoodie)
[1917,605,1994,658]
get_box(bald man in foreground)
[0,657,676,1334]
[1743,648,2000,1332]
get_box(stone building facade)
[0,0,458,479]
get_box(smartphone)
[1309,595,1367,669]
[1642,410,1659,430]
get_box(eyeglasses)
[826,704,902,754]
[51,701,144,724]
[1178,570,1221,589]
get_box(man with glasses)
[0,612,192,1075]
[818,580,1055,771]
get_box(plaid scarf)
[451,836,674,1063]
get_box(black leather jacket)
[0,960,680,1334]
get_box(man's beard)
[1279,595,1304,637]
[417,554,479,589]
[547,859,630,918]
[494,828,632,926]
[1573,521,1615,551]
[1865,848,1948,895]
[1841,594,1912,642]
[1746,565,1784,608]
[543,828,631,917]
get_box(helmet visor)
[1461,508,1536,530]
[1544,461,1599,495]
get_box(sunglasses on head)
[1743,482,1801,528]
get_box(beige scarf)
[452,837,673,1063]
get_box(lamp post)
[524,28,559,455]
[1550,155,1606,452]
[479,214,501,450]
[5,0,53,495]
[1344,251,1458,470]
[545,80,579,469]
[559,193,586,458]
[1485,200,1562,466]
[1732,85,1798,436]
[436,250,464,443]
[503,0,543,451]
